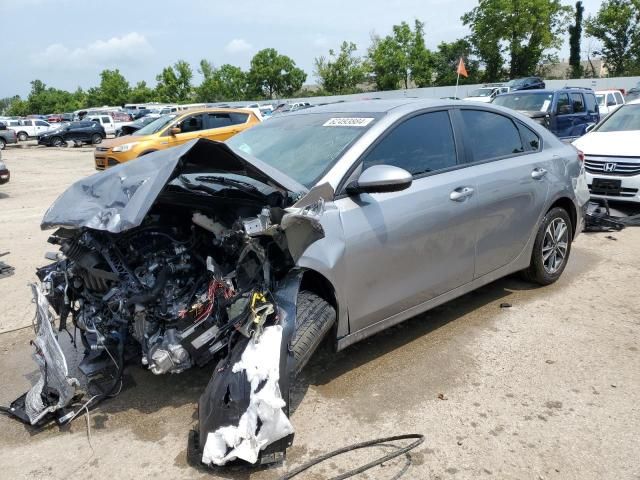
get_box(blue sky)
[1,0,603,98]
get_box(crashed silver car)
[8,99,589,467]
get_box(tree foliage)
[314,41,368,94]
[155,60,193,102]
[248,48,306,98]
[585,0,640,76]
[463,0,571,80]
[196,60,248,102]
[96,69,130,106]
[368,20,433,90]
[568,1,585,78]
[431,40,481,86]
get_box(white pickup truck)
[5,119,56,141]
[87,115,117,136]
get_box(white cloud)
[313,36,329,48]
[224,38,253,54]
[30,32,153,70]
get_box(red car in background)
[47,114,63,123]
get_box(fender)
[194,270,304,466]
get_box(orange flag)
[456,57,468,78]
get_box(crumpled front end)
[7,138,330,466]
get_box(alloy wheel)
[542,218,569,274]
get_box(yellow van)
[94,108,260,170]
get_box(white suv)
[7,119,56,141]
[596,90,625,116]
[87,115,116,136]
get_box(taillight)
[577,150,585,162]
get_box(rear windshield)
[493,92,554,112]
[595,105,640,132]
[227,112,380,188]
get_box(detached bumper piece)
[584,201,640,232]
[1,285,80,426]
[0,251,14,279]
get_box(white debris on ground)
[201,325,294,466]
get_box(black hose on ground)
[279,433,425,480]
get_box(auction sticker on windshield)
[323,117,374,127]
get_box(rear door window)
[518,124,541,152]
[206,113,233,129]
[102,116,111,123]
[362,110,457,176]
[570,93,585,113]
[35,120,48,126]
[459,110,524,162]
[606,93,615,107]
[229,113,249,125]
[556,93,572,115]
[614,92,624,104]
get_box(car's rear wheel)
[291,290,336,376]
[51,136,63,147]
[17,132,28,142]
[0,138,5,150]
[91,134,102,145]
[523,207,572,286]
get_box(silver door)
[455,109,550,277]
[335,110,479,333]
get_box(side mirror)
[585,123,596,133]
[346,165,413,195]
[170,127,181,135]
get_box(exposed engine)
[37,205,293,378]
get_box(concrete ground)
[0,145,639,479]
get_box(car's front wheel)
[523,207,572,286]
[0,138,5,150]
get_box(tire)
[522,207,573,286]
[291,290,336,376]
[0,138,5,150]
[51,136,63,147]
[17,132,28,142]
[91,134,102,145]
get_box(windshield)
[596,94,605,106]
[596,105,640,132]
[493,92,554,112]
[227,112,380,188]
[469,88,494,97]
[132,114,177,136]
[507,79,526,87]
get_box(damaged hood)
[41,139,308,233]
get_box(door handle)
[449,186,474,202]
[531,168,548,179]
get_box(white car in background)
[595,90,625,116]
[573,101,640,203]
[6,119,56,141]
[87,115,116,136]
[464,85,510,103]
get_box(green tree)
[129,81,155,103]
[368,20,433,90]
[248,48,307,98]
[568,1,585,78]
[155,60,193,102]
[462,0,571,79]
[97,69,130,106]
[585,0,640,76]
[6,97,28,116]
[314,41,367,94]
[196,60,248,101]
[431,39,481,86]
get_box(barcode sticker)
[323,117,375,127]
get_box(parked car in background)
[87,115,116,136]
[573,102,640,204]
[110,111,133,123]
[596,90,625,116]
[493,87,599,140]
[47,114,64,123]
[6,119,56,141]
[94,108,260,169]
[0,123,18,149]
[115,116,157,136]
[37,121,106,147]
[0,157,9,184]
[506,77,546,91]
[464,85,510,103]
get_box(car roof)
[176,107,255,117]
[499,88,593,96]
[286,98,451,115]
